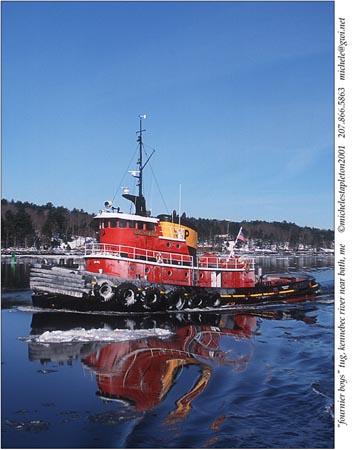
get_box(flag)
[237,228,246,243]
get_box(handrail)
[197,255,255,270]
[85,243,254,271]
[84,243,193,266]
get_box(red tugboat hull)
[31,265,319,312]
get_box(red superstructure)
[84,212,254,291]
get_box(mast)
[137,114,146,198]
[123,114,151,216]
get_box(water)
[1,256,334,448]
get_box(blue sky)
[2,1,334,229]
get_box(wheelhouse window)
[111,219,119,228]
[119,219,127,228]
[128,220,135,229]
[103,219,110,228]
[146,222,155,231]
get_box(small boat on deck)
[30,116,320,312]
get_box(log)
[30,282,90,298]
[30,277,86,290]
[30,267,85,281]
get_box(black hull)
[31,274,320,313]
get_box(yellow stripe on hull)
[221,292,276,299]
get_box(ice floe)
[22,327,173,344]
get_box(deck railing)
[198,254,255,271]
[84,243,193,266]
[84,243,254,271]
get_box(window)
[138,221,144,230]
[111,219,119,228]
[119,220,126,228]
[103,219,110,228]
[128,220,135,229]
[146,222,155,231]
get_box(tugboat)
[30,116,320,312]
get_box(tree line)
[1,199,96,249]
[187,217,334,250]
[1,199,334,250]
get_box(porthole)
[176,243,180,249]
[130,265,135,271]
[166,242,171,248]
[145,267,150,273]
[199,273,204,279]
[167,270,172,276]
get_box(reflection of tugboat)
[83,315,256,424]
[30,116,319,312]
[28,308,316,423]
[28,312,257,423]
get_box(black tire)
[141,287,161,311]
[94,280,115,302]
[187,295,206,309]
[211,294,221,308]
[175,295,186,311]
[167,289,186,311]
[118,283,139,309]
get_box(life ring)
[95,280,115,302]
[244,261,250,272]
[156,252,163,263]
[239,257,250,272]
[219,258,227,268]
[238,256,245,265]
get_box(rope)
[111,141,170,216]
[143,144,170,214]
[112,145,139,203]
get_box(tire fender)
[95,280,115,302]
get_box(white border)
[334,0,354,448]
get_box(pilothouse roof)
[95,211,159,223]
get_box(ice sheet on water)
[5,419,50,432]
[22,327,173,344]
